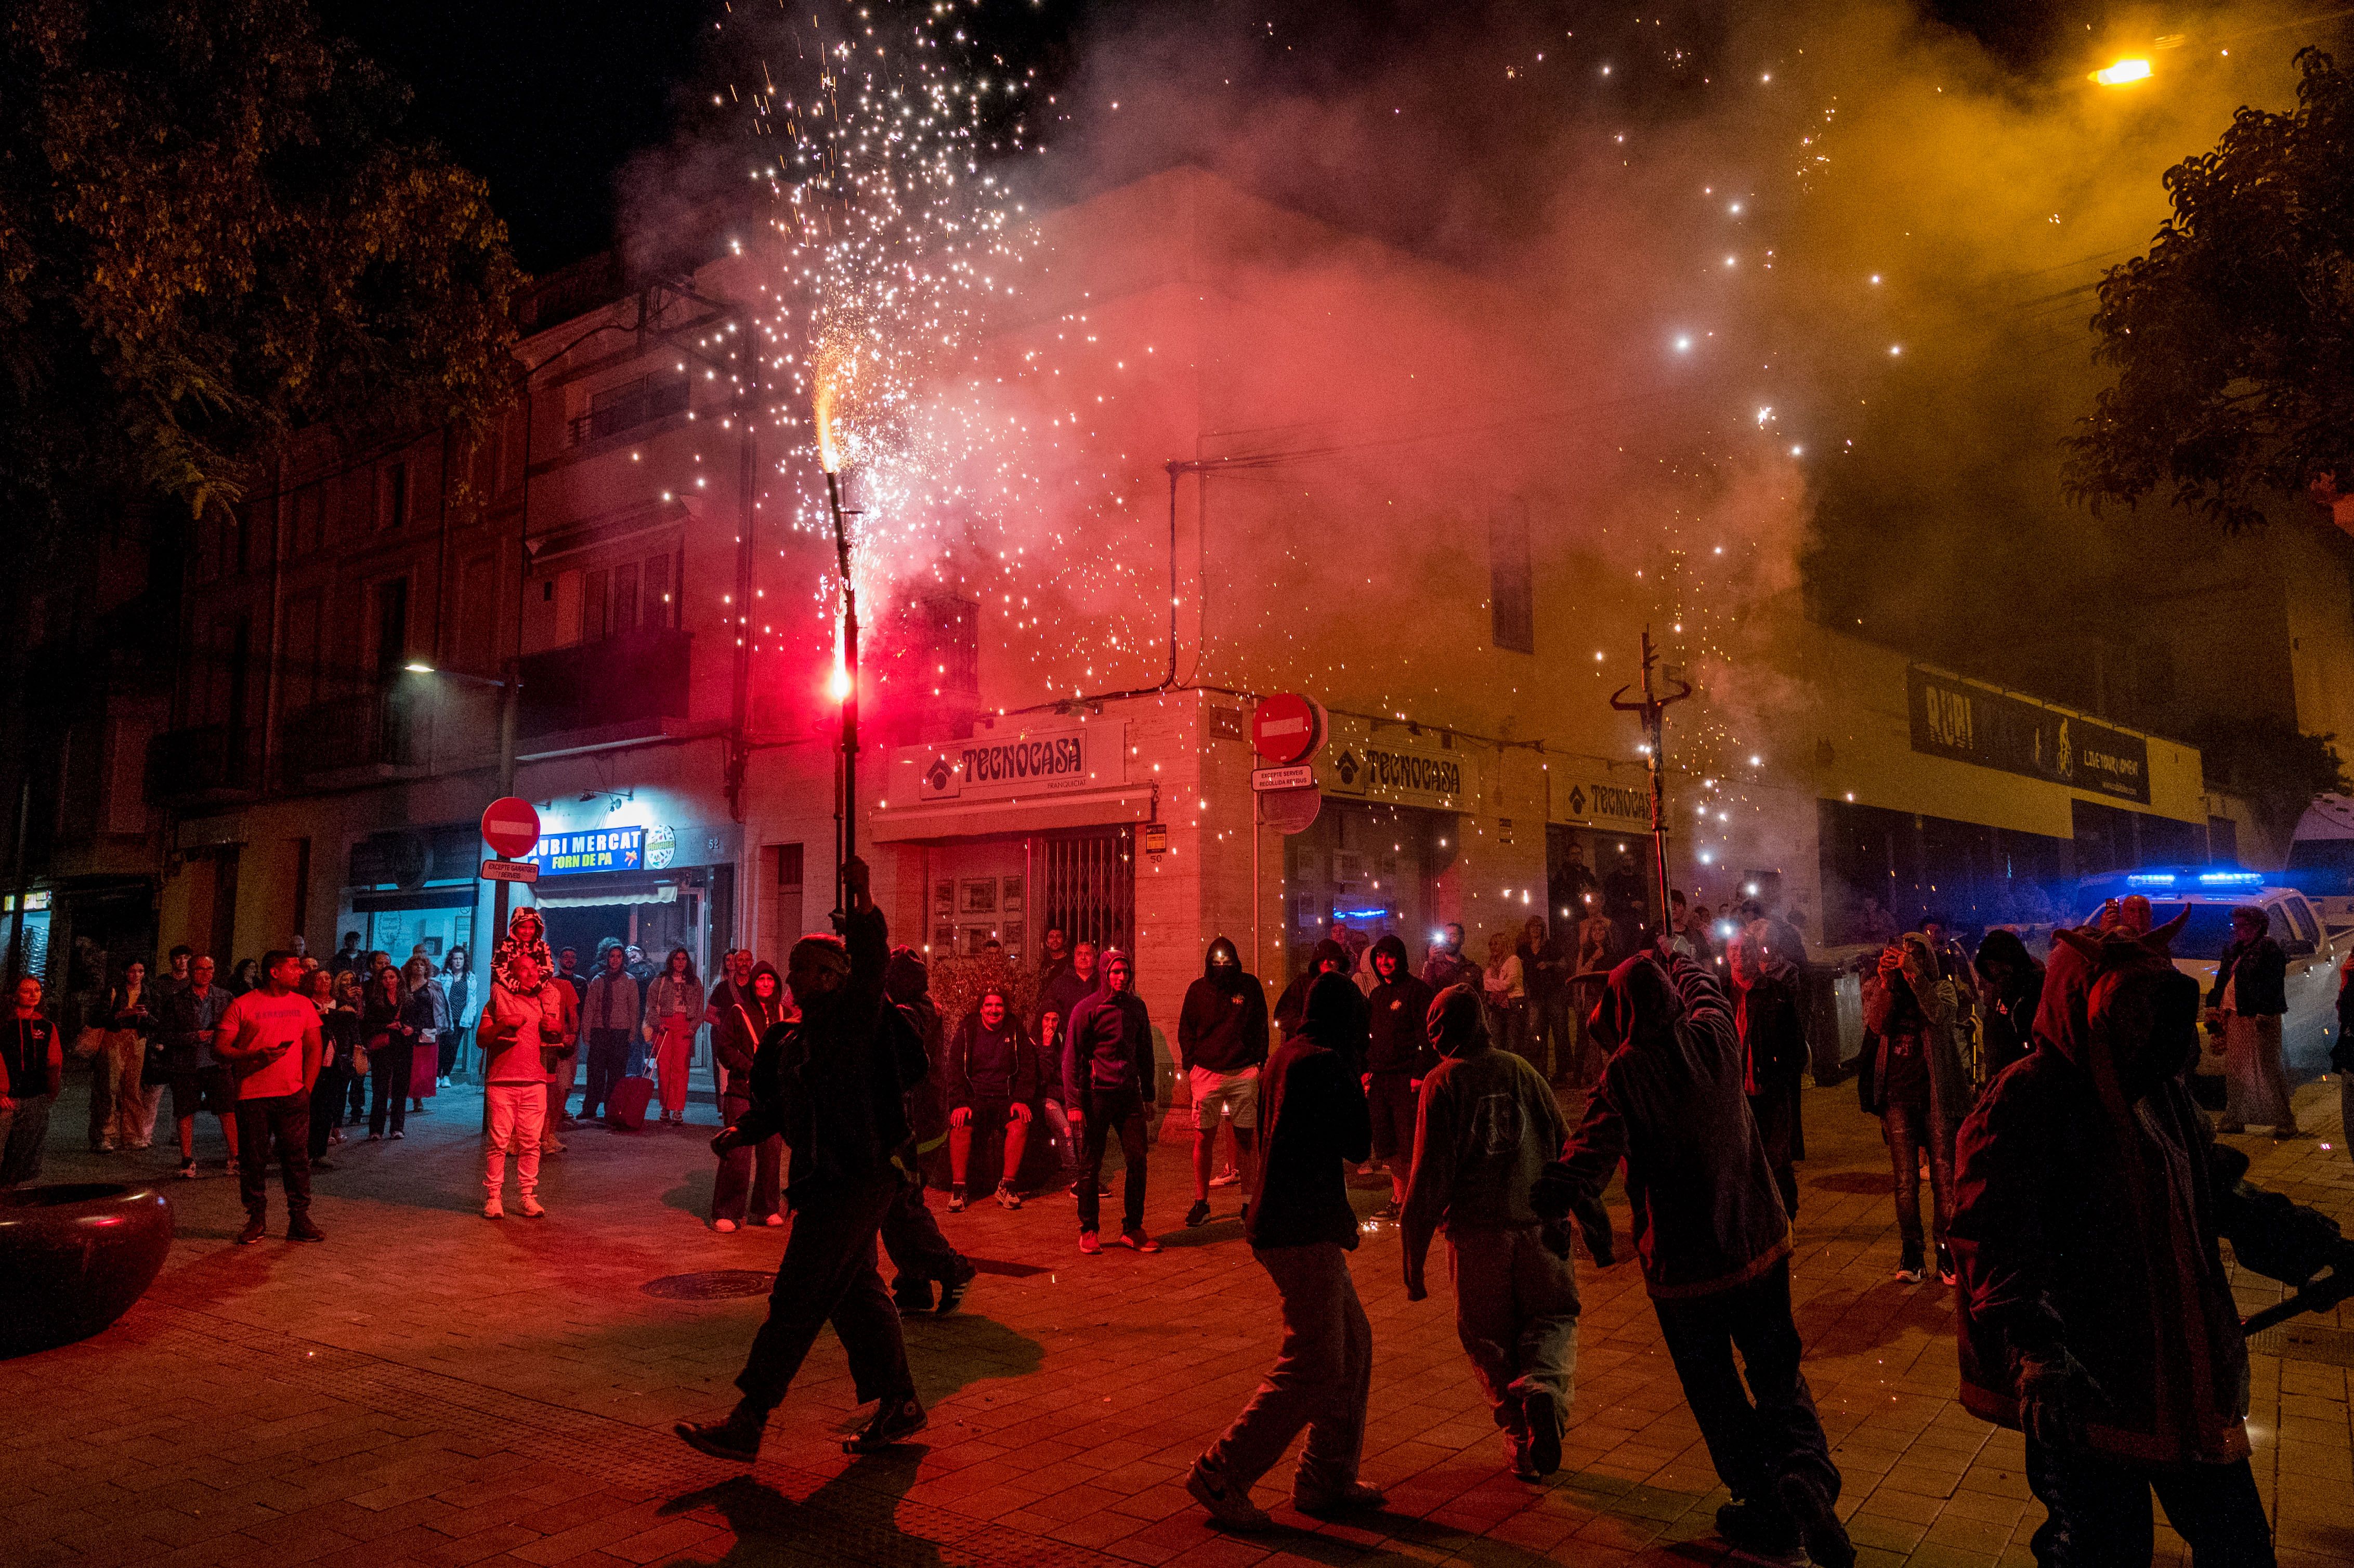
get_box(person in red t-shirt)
[214,950,325,1245]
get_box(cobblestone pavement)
[9,1071,2352,1568]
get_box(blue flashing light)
[1331,908,1391,921]
[2125,873,2177,886]
[2196,871,2265,886]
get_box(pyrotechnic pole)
[825,467,860,920]
[1609,630,1693,945]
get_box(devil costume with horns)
[1950,911,2350,1567]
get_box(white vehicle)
[2077,875,2339,1084]
[2287,794,2354,925]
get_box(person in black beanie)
[1363,934,1436,1219]
[1177,936,1268,1227]
[1186,973,1381,1531]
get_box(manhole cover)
[2247,1322,2354,1367]
[642,1270,774,1300]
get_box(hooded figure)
[1062,948,1160,1251]
[1178,935,1271,1227]
[875,946,973,1313]
[1950,916,2348,1565]
[1537,950,1850,1565]
[1971,928,2045,1083]
[1401,979,1579,1479]
[710,960,787,1231]
[1861,931,1973,1283]
[1274,938,1364,1059]
[1728,922,1808,1220]
[1363,933,1439,1214]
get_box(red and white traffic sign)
[1251,693,1325,765]
[480,796,541,859]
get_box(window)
[895,594,979,694]
[294,485,323,556]
[579,374,690,445]
[581,567,609,642]
[771,843,805,948]
[382,462,409,530]
[1489,503,1534,653]
[372,578,410,680]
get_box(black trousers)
[234,1092,313,1220]
[734,1173,916,1414]
[711,1090,783,1224]
[308,1065,349,1160]
[1650,1259,1837,1506]
[345,1066,368,1125]
[369,1045,413,1135]
[1749,1087,1799,1219]
[1076,1087,1148,1235]
[879,1174,965,1297]
[581,1028,631,1119]
[2024,1440,2272,1567]
[1883,1096,1953,1262]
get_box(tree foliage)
[0,0,523,533]
[2069,47,2354,533]
[2192,717,2348,840]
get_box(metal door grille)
[1038,828,1135,962]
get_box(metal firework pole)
[1609,629,1693,945]
[824,466,860,921]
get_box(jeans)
[437,1027,465,1080]
[712,1089,782,1224]
[1651,1260,1838,1506]
[734,1173,916,1414]
[581,1028,630,1119]
[233,1092,313,1220]
[483,1081,547,1198]
[1076,1086,1148,1235]
[2023,1440,2272,1567]
[345,1067,368,1125]
[1883,1096,1952,1263]
[369,1044,413,1135]
[1205,1242,1372,1493]
[308,1064,349,1160]
[0,1093,54,1186]
[1448,1223,1580,1443]
[1038,1097,1080,1177]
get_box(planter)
[0,1182,174,1358]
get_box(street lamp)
[402,663,522,795]
[2091,57,2153,86]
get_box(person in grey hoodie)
[1401,983,1577,1480]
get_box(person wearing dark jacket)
[677,858,931,1462]
[1177,936,1269,1227]
[1727,923,1809,1220]
[710,960,787,1232]
[157,956,237,1178]
[1972,929,2045,1085]
[1537,949,1851,1567]
[1274,939,1368,1072]
[1953,917,2352,1567]
[1862,932,1973,1284]
[0,975,64,1187]
[878,947,976,1312]
[947,987,1036,1209]
[1032,939,1096,1187]
[1362,934,1436,1218]
[1062,948,1159,1253]
[1186,974,1380,1531]
[361,968,415,1140]
[1402,984,1577,1480]
[2209,906,2297,1136]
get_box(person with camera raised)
[477,936,566,1219]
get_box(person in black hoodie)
[878,947,976,1312]
[1063,947,1159,1254]
[2209,905,2296,1136]
[677,857,930,1462]
[711,960,787,1232]
[1727,923,1810,1220]
[947,987,1036,1210]
[1186,974,1380,1531]
[1971,929,2044,1086]
[1362,934,1436,1219]
[1178,936,1269,1228]
[1274,939,1358,1051]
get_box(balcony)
[145,724,258,805]
[519,627,695,748]
[567,377,689,449]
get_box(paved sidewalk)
[7,1072,2352,1568]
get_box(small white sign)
[480,858,541,884]
[1252,765,1316,792]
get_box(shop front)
[342,821,483,964]
[1298,724,1479,977]
[518,818,739,987]
[1545,766,1661,951]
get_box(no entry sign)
[1251,694,1325,765]
[480,796,541,860]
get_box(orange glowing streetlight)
[2091,57,2153,87]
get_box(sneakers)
[518,1195,546,1219]
[1185,1199,1212,1227]
[676,1406,765,1462]
[1186,1458,1272,1531]
[1519,1387,1564,1478]
[947,1184,967,1213]
[367,1132,382,1142]
[1078,1230,1102,1255]
[236,1217,266,1245]
[844,1394,927,1453]
[1715,1499,1800,1556]
[178,1158,198,1180]
[1895,1246,1925,1285]
[1776,1473,1856,1568]
[713,1218,739,1234]
[938,1258,978,1315]
[1371,1200,1402,1221]
[389,1130,404,1140]
[541,1136,567,1154]
[1294,1479,1384,1518]
[764,1213,785,1227]
[1937,1244,1958,1287]
[483,1197,505,1219]
[1116,1228,1161,1255]
[287,1219,326,1244]
[995,1183,1022,1210]
[1209,1168,1243,1188]
[96,1141,115,1154]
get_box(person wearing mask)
[1536,947,1851,1567]
[877,947,975,1312]
[361,966,414,1140]
[711,959,787,1232]
[1362,934,1436,1220]
[675,857,929,1463]
[579,942,642,1123]
[1421,923,1480,992]
[214,950,325,1245]
[399,955,444,1116]
[644,947,704,1126]
[477,940,564,1219]
[1177,936,1269,1228]
[100,959,158,1151]
[438,947,473,1088]
[2209,905,2297,1137]
[1063,948,1159,1255]
[1402,984,1578,1480]
[1862,933,1973,1285]
[0,975,64,1187]
[1482,932,1529,1065]
[946,987,1036,1211]
[1971,929,2045,1085]
[1728,923,1810,1220]
[1186,974,1380,1531]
